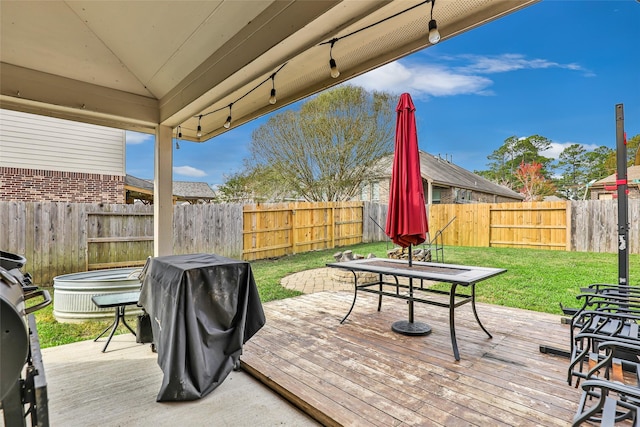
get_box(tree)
[479,135,554,190]
[515,161,556,201]
[556,144,586,200]
[601,133,640,169]
[631,134,640,165]
[554,144,614,200]
[215,166,293,203]
[246,85,395,201]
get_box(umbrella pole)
[391,243,431,336]
[408,244,414,323]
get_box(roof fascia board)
[0,63,159,131]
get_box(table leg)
[377,273,382,311]
[95,308,118,341]
[101,306,124,352]
[341,271,359,324]
[471,284,492,339]
[121,308,137,336]
[449,283,460,361]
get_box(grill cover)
[138,253,265,401]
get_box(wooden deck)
[25,290,585,426]
[241,291,582,427]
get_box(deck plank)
[242,291,582,426]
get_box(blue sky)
[125,0,640,185]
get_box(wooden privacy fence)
[2,199,639,286]
[0,202,243,285]
[428,199,640,253]
[242,202,365,261]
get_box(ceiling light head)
[196,115,202,137]
[428,19,440,44]
[329,58,340,78]
[269,88,277,105]
[177,125,182,139]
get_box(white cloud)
[456,54,592,76]
[126,131,153,145]
[350,53,590,99]
[350,61,493,98]
[173,165,207,177]
[541,142,601,159]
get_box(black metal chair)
[567,287,640,387]
[572,340,640,426]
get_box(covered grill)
[1,251,51,426]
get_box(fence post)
[565,201,572,251]
[290,206,296,255]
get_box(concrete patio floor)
[30,266,335,427]
[39,337,319,426]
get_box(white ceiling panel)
[0,0,538,137]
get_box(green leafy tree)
[629,134,640,165]
[556,144,587,200]
[601,133,640,169]
[215,166,293,203]
[246,85,395,201]
[479,135,554,190]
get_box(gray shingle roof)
[380,151,523,200]
[172,181,216,199]
[125,175,216,200]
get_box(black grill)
[1,251,51,427]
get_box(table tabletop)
[92,291,141,308]
[326,258,506,285]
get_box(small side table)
[91,291,141,352]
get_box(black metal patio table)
[326,258,506,360]
[91,291,140,352]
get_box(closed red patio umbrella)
[385,92,431,335]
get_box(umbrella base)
[391,320,432,336]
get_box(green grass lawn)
[31,242,638,348]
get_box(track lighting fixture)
[176,125,182,149]
[196,116,202,137]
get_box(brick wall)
[0,167,125,203]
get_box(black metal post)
[391,243,431,336]
[408,244,414,323]
[616,104,629,288]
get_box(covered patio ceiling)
[0,0,537,142]
[0,0,538,256]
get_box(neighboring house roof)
[381,150,524,200]
[124,174,216,203]
[125,174,153,192]
[172,181,216,200]
[591,165,640,188]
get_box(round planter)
[53,268,143,323]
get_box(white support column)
[426,180,433,205]
[154,125,173,256]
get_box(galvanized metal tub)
[53,268,143,323]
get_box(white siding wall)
[0,109,125,175]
